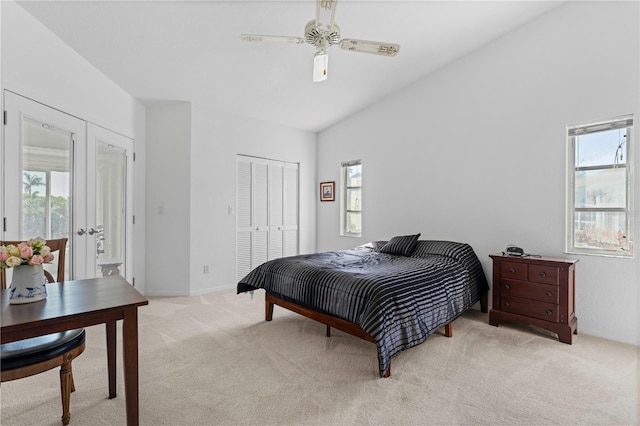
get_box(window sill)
[565,249,634,259]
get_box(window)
[567,115,634,257]
[341,160,362,237]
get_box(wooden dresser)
[489,254,578,344]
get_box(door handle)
[77,228,86,235]
[88,228,98,235]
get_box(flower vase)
[9,264,47,304]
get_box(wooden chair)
[1,237,86,425]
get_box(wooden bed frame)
[265,291,489,378]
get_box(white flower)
[5,256,23,268]
[30,237,46,248]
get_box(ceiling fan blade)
[339,39,400,57]
[316,0,338,32]
[240,34,305,44]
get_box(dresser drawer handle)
[504,301,510,308]
[539,271,547,278]
[545,291,553,297]
[508,268,516,273]
[546,309,553,316]
[504,284,510,290]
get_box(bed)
[237,236,489,377]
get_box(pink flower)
[18,243,33,259]
[1,237,55,269]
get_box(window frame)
[340,159,362,237]
[566,115,634,258]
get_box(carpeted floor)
[1,289,638,425]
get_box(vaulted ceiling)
[18,1,564,132]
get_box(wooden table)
[1,275,148,425]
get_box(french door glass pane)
[22,117,72,280]
[96,143,126,278]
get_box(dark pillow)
[379,234,421,256]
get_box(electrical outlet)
[203,265,209,274]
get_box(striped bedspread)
[237,240,488,377]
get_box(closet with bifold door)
[236,155,299,282]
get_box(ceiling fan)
[240,0,400,82]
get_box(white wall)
[144,101,317,296]
[1,0,147,292]
[145,102,191,295]
[2,1,318,298]
[317,1,640,345]
[189,104,317,295]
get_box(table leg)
[122,308,140,426]
[106,321,117,399]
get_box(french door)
[2,91,133,281]
[87,124,134,280]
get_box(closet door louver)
[283,162,299,257]
[236,158,253,281]
[253,159,269,268]
[269,161,285,260]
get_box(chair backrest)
[0,238,68,289]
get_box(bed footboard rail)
[265,293,376,344]
[264,292,453,378]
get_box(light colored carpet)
[1,289,638,425]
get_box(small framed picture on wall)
[320,181,335,202]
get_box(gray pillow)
[379,233,421,256]
[370,241,387,251]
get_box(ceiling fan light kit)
[240,0,400,82]
[313,51,329,82]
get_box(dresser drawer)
[500,261,527,281]
[528,264,559,285]
[501,296,559,322]
[500,279,559,304]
